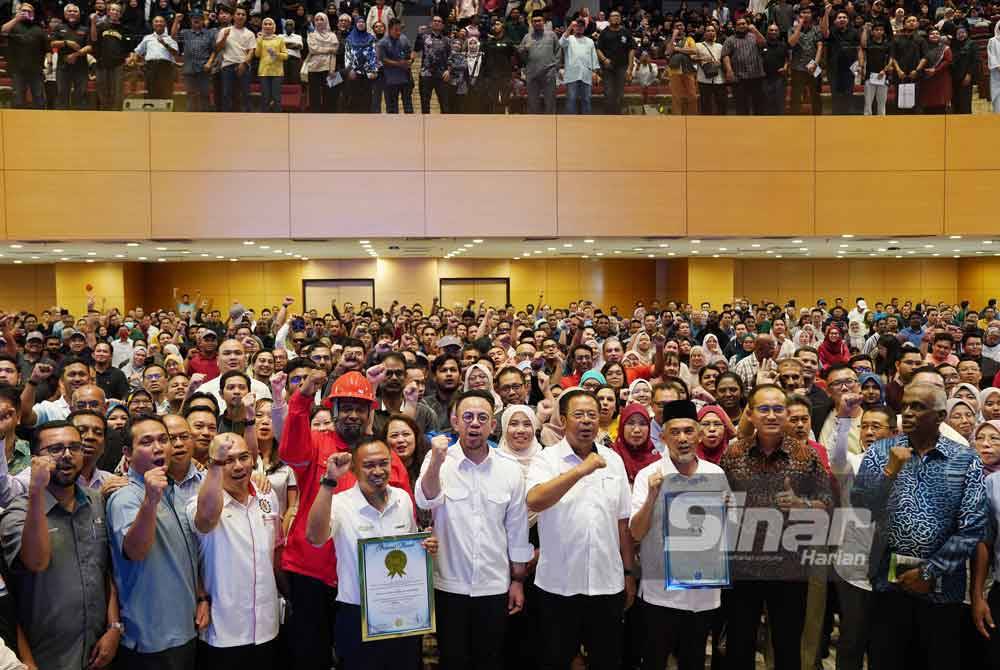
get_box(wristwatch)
[108,622,124,633]
[623,568,635,577]
[320,476,338,489]
[197,595,211,604]
[208,458,226,468]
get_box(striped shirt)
[720,31,764,80]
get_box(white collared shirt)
[630,456,727,612]
[526,439,631,597]
[201,375,272,411]
[330,485,417,605]
[415,446,533,597]
[187,488,281,648]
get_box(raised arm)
[305,453,352,546]
[526,451,603,513]
[122,466,168,561]
[193,436,232,534]
[20,457,57,572]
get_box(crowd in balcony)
[1,0,999,113]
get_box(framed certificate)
[358,532,436,641]
[663,491,731,590]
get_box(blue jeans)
[564,80,591,114]
[12,70,45,109]
[221,63,250,112]
[183,71,212,111]
[259,75,282,112]
[56,66,89,109]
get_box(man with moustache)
[372,352,435,436]
[106,414,200,670]
[629,400,728,670]
[183,404,218,466]
[189,433,280,665]
[164,414,204,506]
[69,409,119,491]
[0,421,121,670]
[527,388,636,669]
[416,390,531,670]
[308,441,437,669]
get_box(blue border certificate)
[663,491,731,590]
[358,532,436,641]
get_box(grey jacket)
[518,28,561,80]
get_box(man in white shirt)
[306,440,436,669]
[214,5,255,111]
[20,357,91,428]
[629,399,728,670]
[526,388,636,669]
[415,389,532,670]
[559,18,599,114]
[188,433,281,666]
[198,339,271,409]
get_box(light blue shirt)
[985,472,1000,581]
[172,462,204,508]
[134,31,179,63]
[106,469,198,653]
[559,34,599,85]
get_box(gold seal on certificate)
[358,532,436,641]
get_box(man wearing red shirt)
[279,369,412,670]
[185,329,220,381]
[601,335,665,383]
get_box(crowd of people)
[0,290,995,670]
[2,0,999,113]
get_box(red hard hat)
[323,371,376,408]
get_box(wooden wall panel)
[0,265,57,314]
[687,117,815,172]
[5,111,149,172]
[815,172,944,236]
[291,172,424,237]
[557,117,685,171]
[150,172,289,238]
[815,117,946,172]
[557,172,685,236]
[425,172,556,236]
[424,116,556,171]
[289,116,424,171]
[5,171,150,239]
[944,171,1000,235]
[945,116,1000,171]
[149,114,289,171]
[687,172,814,236]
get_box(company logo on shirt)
[259,497,272,514]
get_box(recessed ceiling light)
[260,245,270,250]
[984,240,993,245]
[799,247,809,251]
[953,255,961,258]
[924,244,935,248]
[157,258,166,262]
[473,239,483,244]
[294,254,302,259]
[230,258,238,262]
[712,254,720,258]
[953,249,962,252]
[126,242,139,247]
[691,239,701,244]
[512,257,520,261]
[888,240,899,245]
[718,247,728,251]
[113,254,124,258]
[547,247,556,251]
[766,250,774,254]
[791,239,803,244]
[12,260,22,264]
[691,250,700,254]
[563,243,573,248]
[285,252,293,256]
[877,248,887,252]
[302,257,309,261]
[775,255,783,258]
[61,257,69,261]
[751,243,761,248]
[667,252,676,256]
[895,255,903,259]
[87,251,97,256]
[932,253,940,257]
[906,250,915,254]
[949,235,962,239]
[359,240,370,244]
[839,244,849,248]
[659,243,669,248]
[463,244,473,248]
[30,256,39,259]
[647,254,655,258]
[613,250,622,254]
[583,255,590,259]
[584,239,595,244]
[633,247,644,251]
[52,248,63,253]
[243,241,255,245]
[200,253,210,257]
[273,249,283,254]
[139,256,148,260]
[10,244,22,249]
[85,259,94,264]
[841,234,854,238]
[155,247,167,251]
[596,252,605,256]
[533,250,542,254]
[522,252,530,257]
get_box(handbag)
[700,43,721,79]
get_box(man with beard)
[186,329,220,381]
[216,370,254,435]
[164,414,204,506]
[199,339,271,409]
[166,373,190,415]
[416,390,531,670]
[189,433,280,666]
[527,389,635,669]
[106,414,200,670]
[0,421,121,670]
[68,409,119,492]
[629,400,728,670]
[372,352,435,436]
[421,354,462,432]
[93,341,130,402]
[183,404,218,466]
[279,370,411,670]
[20,357,92,428]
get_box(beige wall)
[0,266,57,314]
[2,112,999,240]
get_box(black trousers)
[639,599,716,670]
[733,77,765,115]
[698,82,728,115]
[286,572,338,670]
[419,75,449,113]
[435,590,508,670]
[952,80,973,114]
[334,603,420,670]
[868,588,961,670]
[118,639,197,670]
[308,71,339,112]
[723,580,807,670]
[985,585,1000,668]
[197,639,275,670]
[537,589,624,670]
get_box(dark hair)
[431,353,461,374]
[785,393,812,413]
[453,389,496,414]
[387,17,401,28]
[962,330,984,348]
[69,408,108,430]
[285,357,318,374]
[747,383,785,408]
[911,366,943,381]
[932,332,954,346]
[342,337,365,351]
[698,365,719,383]
[382,352,406,368]
[33,419,81,453]
[848,354,872,368]
[559,387,597,416]
[125,413,169,446]
[496,366,524,383]
[822,363,855,381]
[219,369,251,391]
[794,346,818,357]
[309,405,332,421]
[184,398,219,419]
[0,384,20,411]
[61,357,89,375]
[143,363,166,377]
[863,404,898,430]
[379,413,428,486]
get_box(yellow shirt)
[255,35,288,77]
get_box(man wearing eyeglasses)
[526,388,635,670]
[817,364,864,458]
[141,364,170,415]
[0,420,122,670]
[415,389,532,670]
[372,352,435,436]
[106,414,200,670]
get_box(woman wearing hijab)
[846,320,867,352]
[918,28,952,113]
[696,404,734,464]
[627,378,653,411]
[946,398,978,444]
[950,27,977,113]
[951,382,981,410]
[580,369,607,393]
[980,388,1000,421]
[628,331,655,366]
[344,15,379,112]
[461,35,484,112]
[464,362,503,413]
[818,325,851,370]
[728,333,756,367]
[794,325,817,351]
[610,403,659,484]
[989,21,1000,112]
[305,12,339,112]
[858,372,885,409]
[686,346,707,389]
[702,333,725,366]
[974,420,1000,474]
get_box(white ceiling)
[1,235,997,264]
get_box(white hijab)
[989,22,1000,71]
[498,405,542,473]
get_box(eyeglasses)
[827,379,858,389]
[384,369,405,377]
[39,442,84,457]
[570,411,599,421]
[499,383,523,393]
[754,405,787,416]
[460,412,491,425]
[145,373,163,381]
